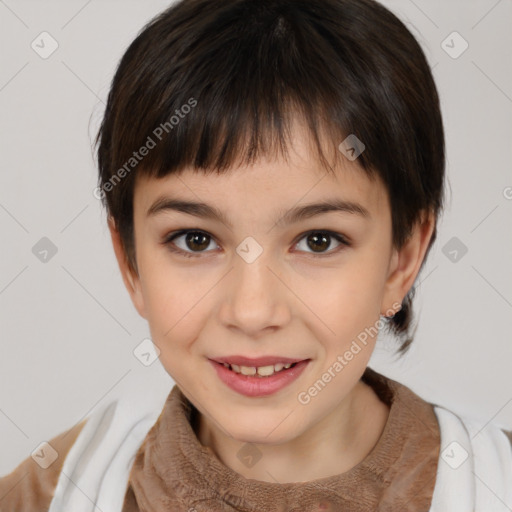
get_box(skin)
[109,123,435,484]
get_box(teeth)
[240,366,257,376]
[256,365,275,376]
[225,362,296,377]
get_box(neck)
[195,378,390,483]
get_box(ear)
[107,216,147,319]
[380,210,435,316]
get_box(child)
[1,0,511,510]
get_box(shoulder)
[430,404,512,511]
[0,418,88,512]
[376,372,512,509]
[0,383,172,512]
[432,404,512,455]
[48,388,170,511]
[0,396,159,512]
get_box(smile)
[209,358,311,397]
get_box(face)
[110,124,433,445]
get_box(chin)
[221,415,301,445]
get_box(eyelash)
[161,229,351,259]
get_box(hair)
[94,0,446,355]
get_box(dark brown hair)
[95,0,446,355]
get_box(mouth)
[208,357,311,397]
[214,360,301,377]
[209,355,309,378]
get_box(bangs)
[140,93,353,180]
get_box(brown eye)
[163,230,219,258]
[306,232,330,252]
[183,231,211,251]
[294,230,349,256]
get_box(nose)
[218,250,291,338]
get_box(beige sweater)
[1,368,510,511]
[121,367,440,511]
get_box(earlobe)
[107,216,147,319]
[380,211,435,316]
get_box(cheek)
[307,258,387,353]
[343,242,389,307]
[143,278,202,340]
[137,255,214,351]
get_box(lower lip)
[209,359,310,397]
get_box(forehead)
[134,122,390,222]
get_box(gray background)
[0,0,511,476]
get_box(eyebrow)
[146,196,371,227]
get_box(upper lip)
[210,355,309,367]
